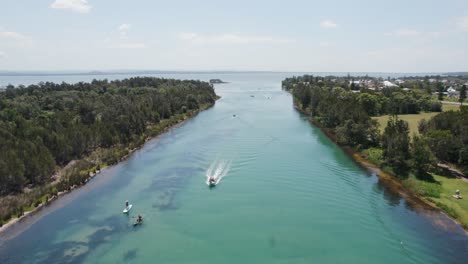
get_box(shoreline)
[294,105,468,232]
[0,102,216,236]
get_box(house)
[447,87,456,93]
[447,87,460,98]
[383,80,397,87]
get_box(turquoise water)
[0,73,467,263]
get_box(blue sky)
[1,0,467,72]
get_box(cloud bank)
[50,0,92,13]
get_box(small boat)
[208,178,217,187]
[123,204,133,214]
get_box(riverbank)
[294,104,468,232]
[0,102,216,234]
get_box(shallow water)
[1,73,468,263]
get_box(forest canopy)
[0,77,217,195]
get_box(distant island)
[209,79,228,84]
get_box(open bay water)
[0,73,467,263]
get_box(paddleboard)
[123,204,133,214]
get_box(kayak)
[123,204,133,214]
[133,220,143,226]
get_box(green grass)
[403,176,442,198]
[404,174,468,228]
[442,103,462,111]
[430,174,468,227]
[374,112,439,134]
[373,104,460,134]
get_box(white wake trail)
[205,160,232,185]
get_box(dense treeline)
[282,75,466,178]
[419,109,468,173]
[0,77,217,195]
[283,75,441,116]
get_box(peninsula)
[0,77,217,228]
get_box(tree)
[301,89,311,109]
[437,82,444,101]
[411,133,434,179]
[426,130,460,163]
[350,78,356,90]
[358,93,380,116]
[460,85,467,105]
[381,115,410,177]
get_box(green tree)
[426,130,460,163]
[460,85,467,105]
[381,116,410,177]
[358,93,380,116]
[437,82,444,101]
[410,133,434,179]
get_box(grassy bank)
[0,102,214,229]
[373,103,460,134]
[403,174,468,229]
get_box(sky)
[0,0,468,72]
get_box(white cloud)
[118,24,131,32]
[320,20,337,28]
[118,23,131,39]
[427,31,441,37]
[0,51,5,58]
[319,41,332,47]
[0,31,32,46]
[456,16,468,31]
[0,31,28,40]
[50,0,91,13]
[384,29,440,38]
[108,42,147,49]
[394,29,420,36]
[178,32,294,45]
[383,29,420,37]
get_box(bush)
[403,177,441,198]
[362,148,383,165]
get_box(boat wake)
[205,160,231,186]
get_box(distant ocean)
[0,71,457,88]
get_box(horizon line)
[1,69,467,77]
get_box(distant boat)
[209,79,227,84]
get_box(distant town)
[292,74,468,100]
